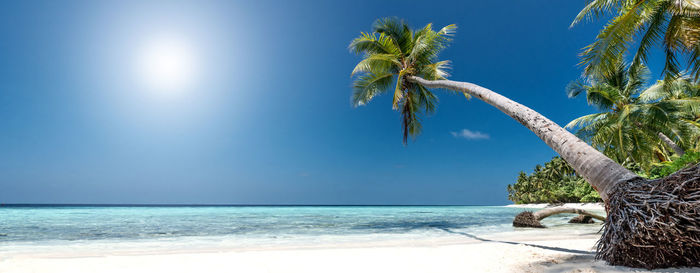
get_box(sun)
[137,37,198,93]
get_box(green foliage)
[566,63,700,170]
[572,0,700,80]
[507,157,602,204]
[643,150,700,179]
[349,17,456,144]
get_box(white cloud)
[450,129,490,140]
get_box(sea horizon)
[0,203,510,207]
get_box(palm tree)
[350,18,700,269]
[571,0,700,79]
[349,18,455,144]
[350,17,635,202]
[639,75,700,153]
[565,62,693,168]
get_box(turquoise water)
[0,206,601,249]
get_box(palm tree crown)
[566,62,659,166]
[638,74,700,150]
[566,62,699,167]
[349,17,456,144]
[572,0,700,79]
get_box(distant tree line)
[508,152,700,204]
[507,157,601,204]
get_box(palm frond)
[566,113,609,130]
[400,91,422,145]
[580,1,650,77]
[566,79,588,98]
[372,17,411,54]
[418,61,451,80]
[416,84,438,114]
[571,0,630,27]
[408,24,455,66]
[349,32,402,56]
[625,62,651,96]
[352,72,394,106]
[639,81,666,102]
[437,24,457,36]
[393,70,406,109]
[351,54,401,76]
[663,15,687,78]
[631,1,670,71]
[587,84,620,110]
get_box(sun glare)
[137,37,198,93]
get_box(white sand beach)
[2,226,697,273]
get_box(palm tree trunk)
[658,132,685,156]
[407,76,700,268]
[407,76,640,202]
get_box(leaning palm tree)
[571,0,700,79]
[565,62,694,167]
[350,18,700,269]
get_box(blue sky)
[0,1,667,205]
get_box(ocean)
[0,205,602,253]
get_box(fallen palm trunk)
[513,207,606,228]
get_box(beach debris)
[568,215,595,224]
[512,207,605,228]
[512,211,545,228]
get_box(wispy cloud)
[450,129,490,140]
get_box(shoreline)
[0,231,604,273]
[4,226,695,272]
[3,205,697,272]
[505,202,605,211]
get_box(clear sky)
[0,0,667,205]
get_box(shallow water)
[0,205,603,251]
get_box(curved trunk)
[512,207,606,227]
[533,207,606,222]
[407,76,640,201]
[658,132,685,156]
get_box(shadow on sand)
[532,255,700,273]
[440,228,700,272]
[438,227,594,255]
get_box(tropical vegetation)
[509,68,700,204]
[644,150,700,178]
[506,151,700,204]
[566,64,700,169]
[350,9,700,267]
[507,157,601,204]
[571,0,700,80]
[348,18,638,207]
[349,18,455,144]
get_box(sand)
[2,230,698,273]
[1,204,697,272]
